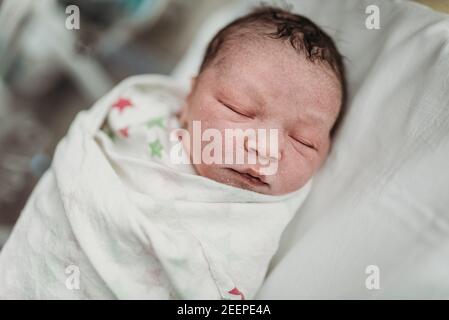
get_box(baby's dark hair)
[199,6,347,137]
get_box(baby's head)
[178,6,347,195]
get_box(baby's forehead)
[209,39,341,118]
[215,36,338,85]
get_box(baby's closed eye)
[289,135,316,150]
[218,98,254,119]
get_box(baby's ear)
[176,103,188,128]
[177,76,198,127]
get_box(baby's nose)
[244,133,282,161]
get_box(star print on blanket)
[147,116,165,129]
[148,138,164,158]
[228,287,245,300]
[112,97,133,113]
[118,127,129,138]
[100,81,197,177]
[104,93,175,163]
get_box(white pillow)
[172,0,449,298]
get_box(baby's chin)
[192,164,297,196]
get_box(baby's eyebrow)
[217,81,264,111]
[235,85,330,126]
[243,83,267,106]
[301,109,327,126]
[294,97,340,127]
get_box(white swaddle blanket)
[0,75,311,299]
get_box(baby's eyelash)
[219,100,252,118]
[290,135,315,150]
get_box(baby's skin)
[177,37,342,195]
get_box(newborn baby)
[179,8,346,196]
[105,6,347,196]
[0,6,346,300]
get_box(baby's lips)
[233,166,274,184]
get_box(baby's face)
[178,39,342,195]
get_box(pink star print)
[228,287,245,300]
[118,127,129,138]
[112,98,133,113]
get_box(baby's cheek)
[277,158,313,192]
[200,120,246,149]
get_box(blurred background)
[0,0,447,249]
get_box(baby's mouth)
[227,168,270,188]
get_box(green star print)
[149,139,164,158]
[146,117,165,129]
